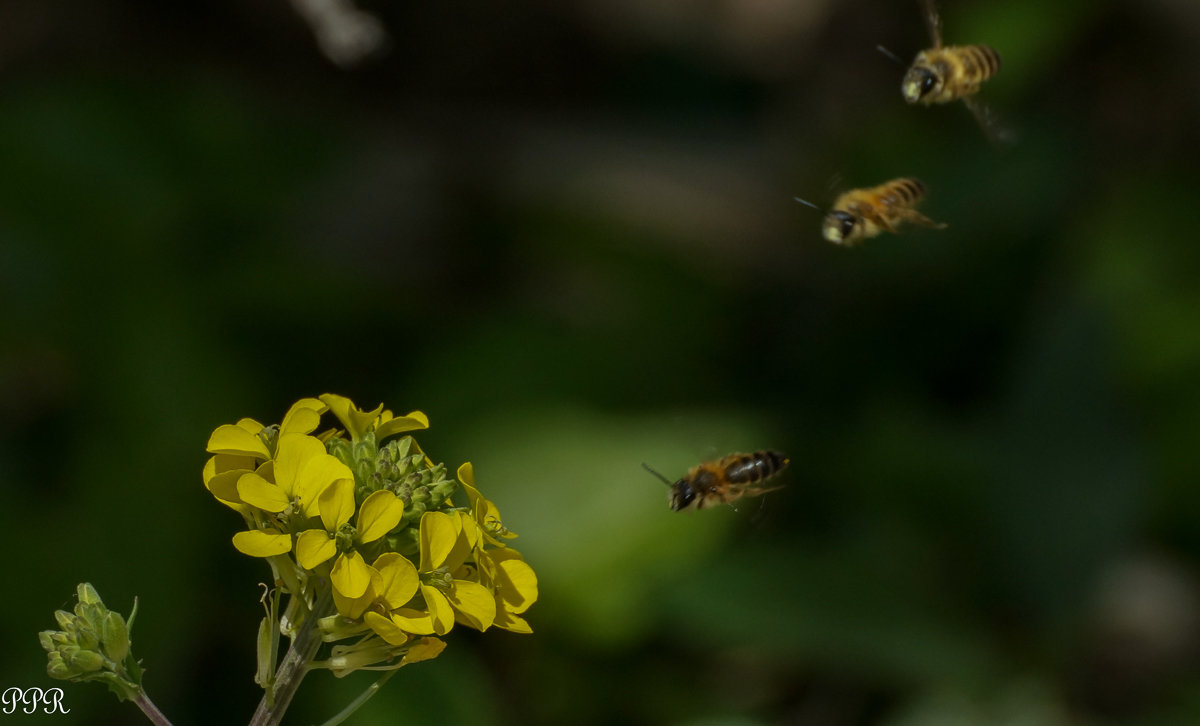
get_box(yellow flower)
[457,463,517,547]
[295,481,405,601]
[202,399,328,510]
[230,434,354,558]
[361,553,422,644]
[384,512,496,636]
[203,418,269,510]
[480,548,538,633]
[319,393,429,442]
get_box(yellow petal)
[364,612,410,646]
[494,554,538,614]
[493,608,532,634]
[331,550,371,599]
[232,530,291,557]
[373,553,419,608]
[374,410,430,440]
[457,462,476,488]
[333,567,381,619]
[297,455,355,519]
[295,529,337,570]
[318,479,356,532]
[401,637,446,665]
[273,434,327,498]
[319,394,383,440]
[358,491,404,543]
[419,511,458,571]
[280,398,327,435]
[204,453,258,484]
[390,608,435,635]
[423,586,455,635]
[237,472,290,513]
[207,424,269,458]
[206,468,248,503]
[448,580,496,631]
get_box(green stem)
[133,690,174,726]
[248,589,332,726]
[314,670,398,726]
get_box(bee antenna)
[875,44,905,66]
[794,197,821,212]
[641,462,673,487]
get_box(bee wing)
[919,0,943,48]
[963,96,1018,148]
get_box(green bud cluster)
[327,433,459,532]
[38,584,143,702]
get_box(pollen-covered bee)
[902,0,1006,143]
[797,177,946,246]
[644,450,789,512]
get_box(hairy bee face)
[902,64,941,103]
[669,479,697,511]
[823,210,861,245]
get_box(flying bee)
[644,450,789,512]
[796,177,946,246]
[899,0,1008,144]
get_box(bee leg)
[899,209,948,230]
[860,206,899,234]
[963,96,1017,149]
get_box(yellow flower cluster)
[202,394,537,671]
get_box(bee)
[644,450,789,512]
[796,177,946,246]
[900,0,1007,144]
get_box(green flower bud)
[77,582,103,606]
[327,436,353,466]
[102,612,130,662]
[403,501,427,524]
[75,623,101,652]
[254,616,273,688]
[54,610,74,631]
[76,601,106,632]
[47,654,72,680]
[38,630,55,652]
[353,432,377,461]
[68,649,105,673]
[432,478,457,501]
[355,459,374,489]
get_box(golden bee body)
[900,0,1007,144]
[902,44,1001,105]
[667,450,789,512]
[823,177,945,246]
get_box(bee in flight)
[796,177,946,246]
[895,0,1007,144]
[644,450,789,512]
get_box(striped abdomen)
[874,178,926,210]
[905,44,1000,104]
[945,44,1001,86]
[721,450,789,484]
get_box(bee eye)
[832,211,857,236]
[920,72,938,94]
[673,482,696,509]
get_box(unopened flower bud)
[46,655,72,679]
[54,610,74,631]
[102,612,130,662]
[68,648,105,673]
[77,583,103,606]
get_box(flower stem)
[248,589,332,726]
[133,691,174,726]
[314,670,397,726]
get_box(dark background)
[4,0,1200,723]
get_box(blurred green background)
[4,0,1200,723]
